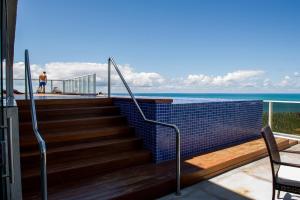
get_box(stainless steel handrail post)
[109,57,181,195]
[25,64,28,99]
[108,58,111,98]
[25,49,48,200]
[268,101,273,129]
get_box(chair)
[261,126,300,199]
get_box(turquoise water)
[116,93,300,112]
[132,93,300,101]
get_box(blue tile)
[113,99,263,163]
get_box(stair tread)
[21,137,141,158]
[23,161,173,200]
[20,105,119,112]
[22,150,151,179]
[24,138,294,200]
[20,125,134,146]
[20,115,126,126]
[17,98,114,108]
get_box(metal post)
[93,74,96,94]
[50,80,53,93]
[76,78,79,93]
[176,128,181,196]
[268,102,273,129]
[85,76,88,94]
[62,80,65,94]
[87,75,90,94]
[80,77,83,93]
[25,61,28,99]
[108,58,111,98]
[72,79,74,93]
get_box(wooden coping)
[16,97,174,106]
[112,97,174,104]
[182,137,298,186]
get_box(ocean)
[117,93,300,112]
[132,93,300,101]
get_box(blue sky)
[14,0,300,92]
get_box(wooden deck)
[24,138,297,200]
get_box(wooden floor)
[23,137,297,200]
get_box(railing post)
[25,61,28,99]
[268,101,273,129]
[176,128,181,196]
[62,80,65,94]
[80,77,83,93]
[87,75,90,94]
[93,74,96,94]
[50,80,53,93]
[108,58,111,98]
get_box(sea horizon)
[116,92,300,101]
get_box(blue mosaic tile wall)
[113,98,263,163]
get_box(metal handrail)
[108,57,181,195]
[25,49,48,200]
[263,100,300,104]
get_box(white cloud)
[14,62,41,79]
[263,78,272,87]
[184,70,264,87]
[278,75,298,88]
[295,72,299,77]
[13,62,165,89]
[12,62,300,92]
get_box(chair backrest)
[261,126,281,176]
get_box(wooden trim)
[112,97,173,104]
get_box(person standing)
[39,71,47,93]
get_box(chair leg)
[272,188,275,200]
[277,190,280,199]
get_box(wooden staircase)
[17,98,152,200]
[17,98,297,200]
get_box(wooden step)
[22,138,298,200]
[18,98,154,199]
[19,106,120,122]
[22,150,152,192]
[17,98,114,110]
[20,115,128,133]
[20,126,135,149]
[21,137,143,167]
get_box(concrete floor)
[160,144,300,200]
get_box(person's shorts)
[39,82,46,87]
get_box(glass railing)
[263,100,300,138]
[63,74,96,94]
[12,78,64,94]
[4,73,97,95]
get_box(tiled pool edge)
[113,98,263,163]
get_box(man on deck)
[39,71,47,93]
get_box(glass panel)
[271,102,300,136]
[262,101,269,127]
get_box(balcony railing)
[5,73,97,95]
[63,74,96,94]
[264,100,300,141]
